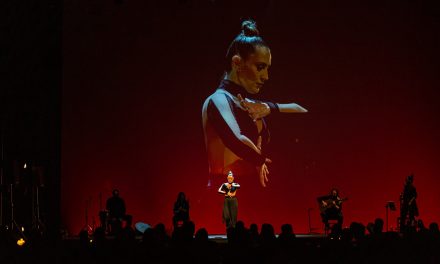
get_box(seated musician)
[317,188,344,230]
[400,174,418,232]
[173,192,190,228]
[106,189,131,234]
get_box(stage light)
[9,224,28,247]
[17,238,26,246]
[135,222,151,234]
[24,163,27,169]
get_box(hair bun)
[241,20,259,37]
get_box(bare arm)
[277,103,308,113]
[218,184,226,194]
[232,183,240,189]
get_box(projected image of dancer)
[218,171,240,228]
[202,19,307,187]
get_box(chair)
[324,219,340,236]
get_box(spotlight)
[16,238,26,246]
[135,222,151,234]
[11,229,27,247]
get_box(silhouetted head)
[260,223,275,242]
[429,222,439,233]
[195,228,209,242]
[249,223,258,235]
[112,189,119,197]
[154,223,166,234]
[374,218,384,233]
[177,192,186,201]
[236,220,245,231]
[350,222,366,241]
[281,224,293,235]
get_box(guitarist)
[218,171,241,229]
[317,188,344,231]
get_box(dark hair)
[177,192,186,201]
[225,19,269,72]
[406,174,414,184]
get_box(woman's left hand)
[238,94,271,121]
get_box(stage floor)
[207,233,325,243]
[64,233,326,243]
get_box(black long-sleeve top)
[106,196,126,218]
[202,79,279,176]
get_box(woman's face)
[237,46,271,94]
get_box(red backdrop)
[62,1,440,235]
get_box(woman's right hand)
[257,158,272,187]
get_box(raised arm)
[238,94,307,121]
[218,184,226,194]
[277,103,308,113]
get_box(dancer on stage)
[218,171,240,229]
[202,19,307,187]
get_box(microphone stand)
[0,128,4,228]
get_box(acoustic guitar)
[319,197,348,213]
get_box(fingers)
[259,164,270,188]
[237,94,248,110]
[265,158,272,164]
[264,165,269,182]
[259,169,266,187]
[264,166,269,182]
[237,93,244,103]
[237,94,267,121]
[237,94,256,115]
